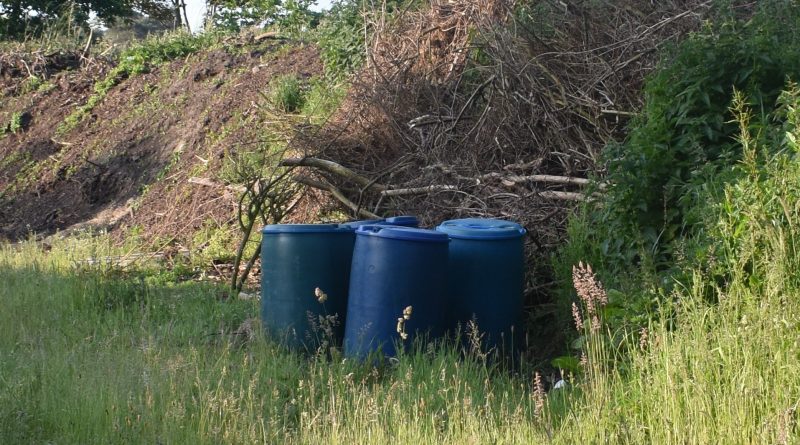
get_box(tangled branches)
[296,0,709,253]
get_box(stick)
[280,157,387,192]
[188,176,246,193]
[537,191,589,201]
[381,185,458,196]
[293,175,380,219]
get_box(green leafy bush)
[596,1,800,271]
[557,0,800,333]
[315,0,415,79]
[316,0,366,79]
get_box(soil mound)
[0,40,322,243]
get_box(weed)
[19,75,42,94]
[270,74,305,113]
[7,112,23,133]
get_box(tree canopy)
[0,0,181,39]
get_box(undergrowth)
[5,97,800,441]
[553,82,800,443]
[557,0,800,332]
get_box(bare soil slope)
[0,40,322,243]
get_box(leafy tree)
[0,0,189,39]
[205,0,281,31]
[0,0,128,38]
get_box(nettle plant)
[588,1,800,273]
[556,0,800,333]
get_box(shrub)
[316,0,366,79]
[596,1,800,272]
[557,0,800,333]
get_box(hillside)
[4,1,800,443]
[0,37,324,246]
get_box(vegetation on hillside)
[3,86,800,441]
[3,0,800,443]
[557,0,800,333]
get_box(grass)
[3,28,800,445]
[4,155,800,443]
[5,90,800,443]
[57,30,220,135]
[0,235,548,444]
[270,74,306,113]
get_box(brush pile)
[294,0,709,269]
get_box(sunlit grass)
[4,87,800,442]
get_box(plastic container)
[340,215,419,230]
[339,219,384,230]
[260,223,355,350]
[383,215,419,227]
[435,218,526,352]
[343,225,449,358]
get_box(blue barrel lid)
[383,215,419,227]
[435,218,526,240]
[340,218,385,229]
[262,223,352,234]
[356,225,449,243]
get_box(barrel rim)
[261,223,353,234]
[355,224,449,242]
[383,215,419,226]
[435,218,526,240]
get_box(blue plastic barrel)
[261,224,354,350]
[383,215,419,227]
[344,225,449,358]
[340,218,384,230]
[340,215,419,229]
[435,218,526,352]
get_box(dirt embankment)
[0,40,323,244]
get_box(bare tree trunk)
[170,0,183,30]
[180,0,192,33]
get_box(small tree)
[229,144,303,293]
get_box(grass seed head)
[314,287,328,303]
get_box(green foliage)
[207,0,319,34]
[315,0,420,79]
[0,235,546,443]
[270,74,305,113]
[599,1,800,270]
[192,219,238,262]
[208,0,281,31]
[6,112,23,133]
[19,75,42,94]
[567,83,800,443]
[276,0,319,37]
[301,76,348,123]
[557,0,800,335]
[316,0,365,79]
[0,0,131,40]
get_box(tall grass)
[551,86,800,443]
[0,235,548,444]
[4,88,800,442]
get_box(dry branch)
[188,176,246,193]
[381,185,458,196]
[293,175,380,219]
[537,191,591,202]
[280,157,387,192]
